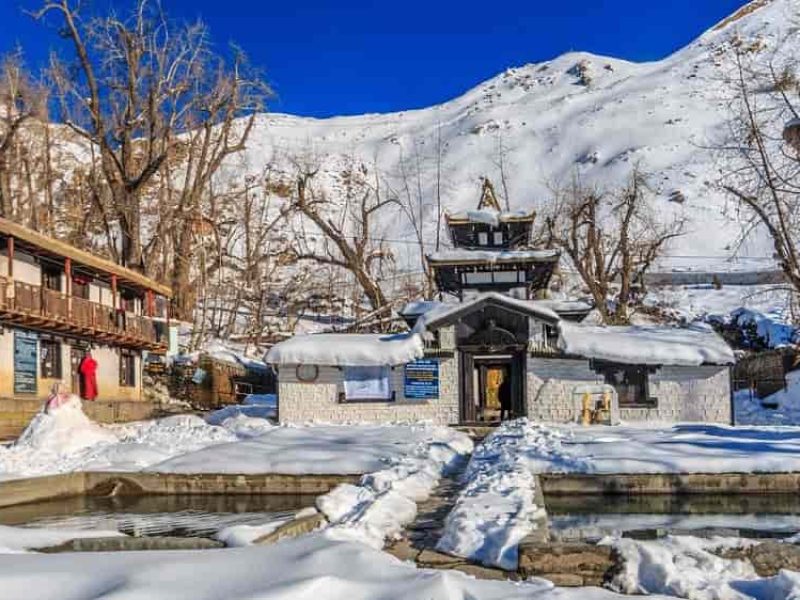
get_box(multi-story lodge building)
[0,218,171,438]
[267,181,735,426]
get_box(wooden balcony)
[0,278,166,353]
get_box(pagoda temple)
[426,179,560,301]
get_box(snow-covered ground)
[607,535,800,600]
[735,370,800,426]
[438,420,800,569]
[497,421,800,475]
[437,419,544,570]
[0,396,466,481]
[0,531,673,600]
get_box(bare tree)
[492,130,513,211]
[717,31,800,297]
[287,158,399,315]
[545,169,686,324]
[0,51,47,220]
[34,0,269,273]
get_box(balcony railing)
[0,277,163,350]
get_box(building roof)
[426,249,560,265]
[445,209,534,227]
[557,322,735,366]
[414,292,560,332]
[265,332,424,367]
[0,217,171,297]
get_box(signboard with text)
[404,359,439,400]
[14,330,38,395]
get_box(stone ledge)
[540,472,800,495]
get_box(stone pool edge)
[0,471,361,509]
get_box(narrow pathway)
[386,431,513,580]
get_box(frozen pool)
[0,494,316,539]
[546,494,800,542]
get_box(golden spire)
[477,177,502,211]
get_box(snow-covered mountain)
[233,0,795,272]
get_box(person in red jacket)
[78,349,99,401]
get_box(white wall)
[277,356,459,425]
[526,357,732,424]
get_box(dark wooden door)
[511,351,527,418]
[70,347,84,394]
[459,352,476,423]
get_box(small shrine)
[426,179,560,300]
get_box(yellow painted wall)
[0,329,141,403]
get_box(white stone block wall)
[526,357,731,424]
[277,355,459,425]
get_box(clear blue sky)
[1,0,748,117]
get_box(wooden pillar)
[6,236,13,279]
[4,237,12,306]
[146,290,153,317]
[65,258,72,317]
[111,275,118,330]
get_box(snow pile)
[317,426,473,549]
[0,524,126,554]
[14,396,118,454]
[607,535,773,599]
[437,420,544,570]
[205,394,277,427]
[265,332,424,366]
[558,322,735,366]
[214,515,295,547]
[0,531,650,600]
[0,404,238,480]
[729,308,798,349]
[735,370,800,426]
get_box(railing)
[0,276,161,347]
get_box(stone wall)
[277,355,459,425]
[526,358,731,424]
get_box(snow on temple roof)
[398,300,442,317]
[426,249,560,264]
[558,322,735,366]
[265,332,424,367]
[445,208,533,227]
[414,292,560,332]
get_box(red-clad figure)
[78,349,99,401]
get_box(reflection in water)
[546,494,800,542]
[0,494,316,538]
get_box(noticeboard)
[14,330,38,395]
[404,359,439,400]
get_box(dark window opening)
[42,267,62,292]
[120,351,136,387]
[40,339,62,379]
[121,290,136,313]
[592,361,656,408]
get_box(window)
[42,267,61,292]
[593,361,654,408]
[296,364,319,382]
[493,231,504,246]
[121,290,136,313]
[72,275,91,299]
[342,366,392,402]
[477,232,488,246]
[120,351,136,387]
[40,339,62,379]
